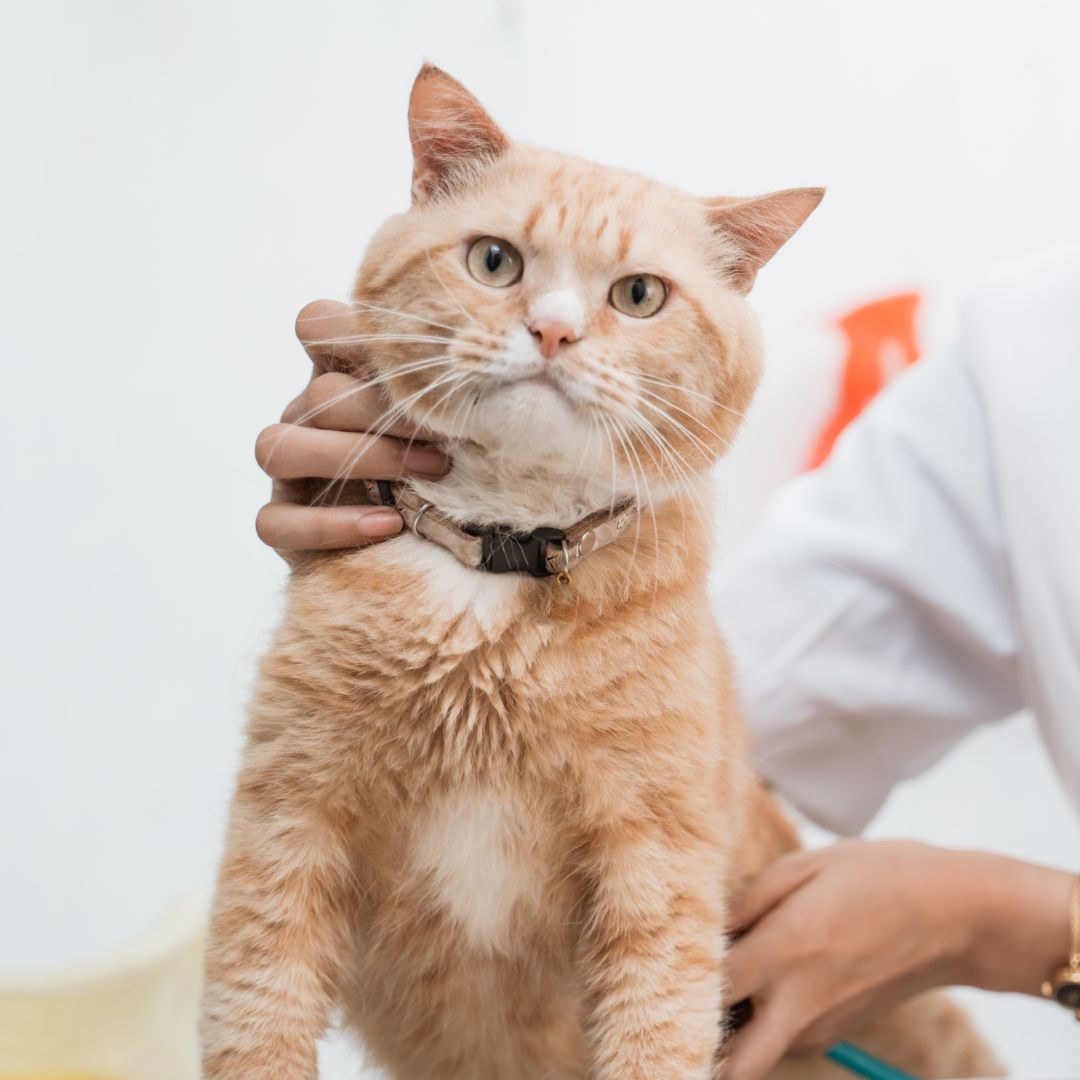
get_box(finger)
[728,850,823,933]
[295,299,367,375]
[724,915,794,1006]
[282,372,438,439]
[280,371,384,429]
[255,424,448,481]
[255,501,402,552]
[721,996,799,1080]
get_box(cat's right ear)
[705,188,825,293]
[408,65,509,203]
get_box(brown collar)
[363,480,637,579]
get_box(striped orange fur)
[200,66,1000,1079]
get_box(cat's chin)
[408,440,641,534]
[408,379,684,532]
[435,377,598,471]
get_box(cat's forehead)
[465,146,705,275]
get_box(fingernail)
[402,444,449,476]
[358,508,403,538]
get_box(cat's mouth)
[518,371,569,395]
[496,368,586,411]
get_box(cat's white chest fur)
[409,788,537,952]
[380,532,524,634]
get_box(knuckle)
[280,387,308,423]
[253,424,286,471]
[306,373,340,412]
[254,504,277,546]
[312,371,374,427]
[295,299,337,342]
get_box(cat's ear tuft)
[408,64,509,203]
[706,188,824,293]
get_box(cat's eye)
[466,237,524,287]
[609,274,667,318]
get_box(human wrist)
[959,850,1073,996]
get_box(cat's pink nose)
[529,319,578,360]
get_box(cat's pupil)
[485,245,504,273]
[630,277,647,305]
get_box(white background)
[2,1,1080,1075]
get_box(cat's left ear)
[705,188,824,293]
[408,64,509,203]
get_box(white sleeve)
[712,345,1023,834]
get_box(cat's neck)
[408,442,674,534]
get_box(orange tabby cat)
[200,66,1001,1079]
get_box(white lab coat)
[713,247,1080,835]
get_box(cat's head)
[351,65,821,526]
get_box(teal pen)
[826,1041,918,1080]
[727,1001,917,1080]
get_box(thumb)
[728,849,820,932]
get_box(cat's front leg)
[200,731,358,1079]
[581,814,726,1080]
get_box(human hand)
[254,300,449,562]
[722,840,1072,1080]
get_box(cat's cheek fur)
[487,324,545,382]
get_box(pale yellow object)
[0,895,206,1080]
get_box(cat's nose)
[528,319,578,360]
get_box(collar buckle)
[482,525,564,577]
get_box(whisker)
[424,250,484,331]
[437,371,484,442]
[620,407,713,540]
[630,384,734,447]
[301,332,453,351]
[577,357,714,553]
[633,389,727,460]
[346,299,462,335]
[635,372,747,420]
[313,368,464,505]
[255,354,459,471]
[409,370,479,444]
[295,354,455,422]
[604,413,649,594]
[579,410,609,499]
[609,412,667,601]
[593,409,624,517]
[620,452,711,585]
